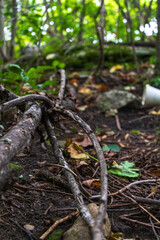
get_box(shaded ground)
[0,74,160,240]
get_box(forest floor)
[0,68,160,240]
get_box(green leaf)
[52,60,60,68]
[59,62,65,69]
[0,40,4,46]
[9,163,22,171]
[103,144,120,152]
[9,64,21,70]
[41,80,57,88]
[130,130,142,134]
[108,161,139,178]
[0,125,4,130]
[48,230,62,240]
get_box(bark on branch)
[0,102,42,189]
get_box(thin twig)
[52,106,108,238]
[43,114,95,229]
[149,217,160,240]
[11,219,36,240]
[91,178,160,199]
[40,211,78,240]
[120,215,160,229]
[115,114,122,131]
[47,163,78,177]
[121,192,160,225]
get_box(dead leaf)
[67,142,89,159]
[73,136,93,147]
[119,142,126,148]
[78,86,93,95]
[97,84,108,91]
[76,160,89,168]
[69,78,79,87]
[119,71,137,82]
[16,153,27,157]
[149,110,160,115]
[82,179,100,189]
[109,64,124,73]
[124,133,129,140]
[148,169,160,176]
[69,72,80,79]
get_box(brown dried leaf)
[82,179,101,189]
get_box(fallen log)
[0,102,42,189]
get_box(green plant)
[103,144,120,152]
[108,161,139,178]
[150,76,160,87]
[1,61,65,95]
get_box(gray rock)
[63,203,111,240]
[95,89,137,110]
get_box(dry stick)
[40,211,78,240]
[47,163,78,177]
[53,70,108,239]
[43,116,95,232]
[120,215,160,229]
[52,106,108,240]
[0,102,42,189]
[0,94,53,114]
[91,179,160,199]
[121,192,160,225]
[56,69,66,107]
[115,114,122,131]
[133,196,160,205]
[149,217,160,240]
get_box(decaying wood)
[0,102,42,189]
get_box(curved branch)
[52,106,108,240]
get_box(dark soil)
[1,77,160,240]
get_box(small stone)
[24,224,35,231]
[63,203,111,240]
[95,89,137,110]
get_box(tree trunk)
[124,0,139,72]
[155,0,160,75]
[78,0,85,43]
[94,0,106,76]
[10,0,18,59]
[0,0,7,61]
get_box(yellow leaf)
[67,142,89,159]
[149,110,160,115]
[124,133,129,140]
[79,86,92,95]
[109,64,124,73]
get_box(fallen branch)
[52,106,108,240]
[43,114,95,229]
[91,179,160,199]
[0,102,42,189]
